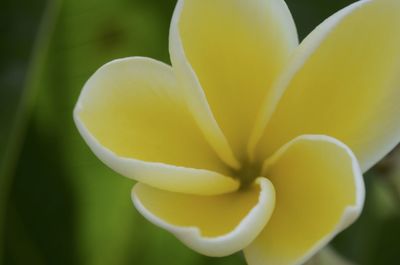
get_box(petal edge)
[245,135,364,265]
[132,177,275,257]
[74,57,240,195]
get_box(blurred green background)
[1,0,400,264]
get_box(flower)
[73,0,400,264]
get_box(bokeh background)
[1,0,400,264]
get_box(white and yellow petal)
[170,0,298,161]
[251,0,400,172]
[74,57,239,195]
[244,135,364,265]
[132,177,275,257]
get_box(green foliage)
[332,172,400,265]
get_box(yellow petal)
[74,57,239,195]
[252,0,400,172]
[132,177,275,257]
[170,0,298,161]
[244,135,364,265]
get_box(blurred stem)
[0,0,62,262]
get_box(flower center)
[232,160,262,189]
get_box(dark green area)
[332,172,400,265]
[1,0,399,265]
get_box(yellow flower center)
[232,161,262,189]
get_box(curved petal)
[74,57,239,195]
[251,0,400,172]
[132,177,275,257]
[170,0,298,160]
[244,135,365,265]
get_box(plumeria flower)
[73,0,400,264]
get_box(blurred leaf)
[4,122,78,265]
[0,0,47,158]
[368,214,400,265]
[0,0,60,262]
[332,172,400,265]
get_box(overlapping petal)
[132,177,275,257]
[74,57,240,195]
[170,0,298,161]
[251,0,400,172]
[244,135,364,265]
[73,0,393,263]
